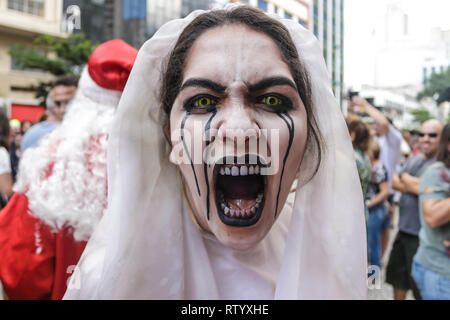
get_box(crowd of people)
[0,4,447,300]
[346,95,450,300]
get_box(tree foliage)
[9,33,97,105]
[411,108,434,124]
[417,67,450,105]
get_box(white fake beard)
[14,90,115,242]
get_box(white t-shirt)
[0,147,11,175]
[374,125,402,194]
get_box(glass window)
[285,12,292,19]
[8,0,44,16]
[313,0,318,36]
[257,0,267,12]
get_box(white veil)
[64,7,367,300]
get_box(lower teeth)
[219,193,263,218]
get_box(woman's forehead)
[182,24,293,85]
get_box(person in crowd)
[348,97,402,191]
[402,130,412,151]
[64,5,367,300]
[21,74,79,153]
[0,111,13,207]
[409,130,421,155]
[346,115,371,220]
[0,39,138,300]
[348,97,402,261]
[386,119,443,300]
[366,140,390,268]
[9,119,22,182]
[20,121,32,135]
[411,122,450,300]
[37,113,47,123]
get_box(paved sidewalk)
[367,207,414,300]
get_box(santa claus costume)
[0,39,138,300]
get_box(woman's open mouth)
[214,156,266,227]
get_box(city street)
[368,207,414,300]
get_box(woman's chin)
[208,212,273,251]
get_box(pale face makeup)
[169,24,308,250]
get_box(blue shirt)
[21,121,59,153]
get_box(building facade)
[234,0,309,26]
[346,0,450,127]
[64,0,147,49]
[312,0,344,106]
[146,0,182,37]
[67,0,212,47]
[0,0,66,121]
[63,0,114,45]
[182,0,210,17]
[146,0,212,37]
[0,0,334,121]
[237,0,344,105]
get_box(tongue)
[227,198,256,210]
[218,175,261,198]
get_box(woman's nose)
[216,102,260,149]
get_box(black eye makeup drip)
[275,112,294,218]
[181,112,201,197]
[204,110,217,220]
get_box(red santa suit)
[0,39,137,300]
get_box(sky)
[344,0,450,89]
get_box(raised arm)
[351,96,390,135]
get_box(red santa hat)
[79,39,138,106]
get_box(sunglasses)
[419,132,438,138]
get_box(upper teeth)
[220,165,261,176]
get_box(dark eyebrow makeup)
[180,78,227,93]
[248,77,297,92]
[180,76,297,95]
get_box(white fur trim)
[78,67,122,107]
[14,67,117,241]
